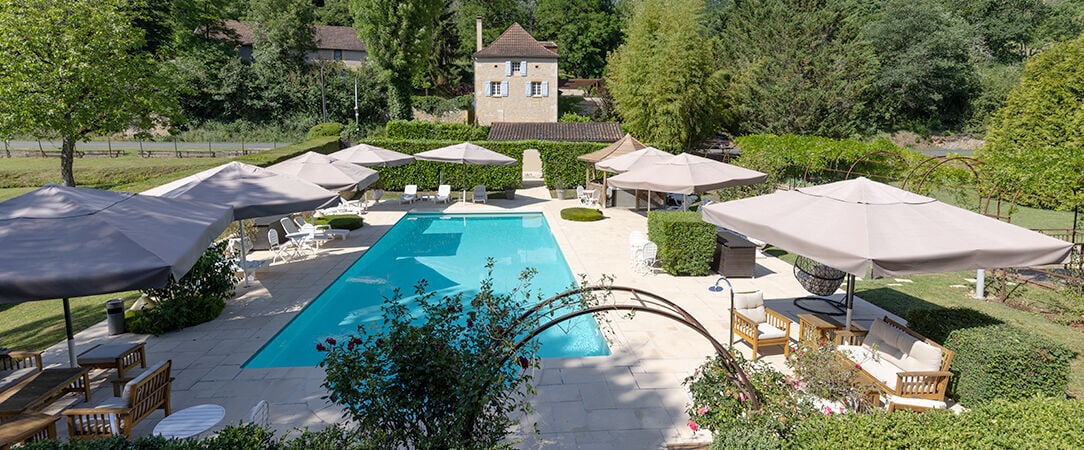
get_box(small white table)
[153,404,225,439]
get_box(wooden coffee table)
[0,414,59,449]
[0,368,91,422]
[77,342,146,380]
[798,313,867,346]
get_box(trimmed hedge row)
[534,140,608,188]
[906,307,1074,406]
[790,397,1084,449]
[945,324,1073,406]
[314,215,364,230]
[385,120,489,141]
[647,211,715,276]
[355,138,522,191]
[306,122,343,139]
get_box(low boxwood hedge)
[944,324,1073,406]
[560,207,603,221]
[790,397,1084,449]
[314,215,364,230]
[647,211,715,276]
[385,120,488,141]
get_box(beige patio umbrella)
[577,133,647,186]
[607,152,767,210]
[593,146,673,208]
[414,142,517,201]
[330,143,414,167]
[268,152,380,191]
[701,177,1074,326]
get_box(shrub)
[411,95,472,116]
[559,112,592,122]
[709,428,785,450]
[786,341,877,411]
[944,324,1073,406]
[127,241,235,336]
[318,263,539,449]
[384,120,488,141]
[20,423,371,449]
[790,397,1084,449]
[904,307,1003,343]
[314,215,363,230]
[234,135,341,167]
[685,352,815,440]
[306,122,344,139]
[560,207,603,221]
[734,134,915,190]
[647,211,715,276]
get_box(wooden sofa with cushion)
[62,360,172,438]
[731,290,792,359]
[837,317,954,403]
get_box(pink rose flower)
[687,420,699,432]
[697,406,709,416]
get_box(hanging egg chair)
[793,255,847,315]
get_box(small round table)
[153,404,225,439]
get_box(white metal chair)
[401,185,418,204]
[577,186,597,206]
[435,184,451,204]
[629,231,648,260]
[634,241,659,274]
[471,185,487,203]
[249,400,270,428]
[267,229,296,263]
[279,218,318,256]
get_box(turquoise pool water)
[245,212,610,368]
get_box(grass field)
[0,154,231,194]
[0,292,140,351]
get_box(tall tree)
[352,0,443,119]
[249,0,316,72]
[0,0,176,186]
[721,0,877,138]
[454,0,530,57]
[946,0,1082,63]
[534,0,622,78]
[605,0,732,150]
[863,0,977,132]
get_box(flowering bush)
[786,340,878,412]
[318,263,540,449]
[684,350,815,439]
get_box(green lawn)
[0,154,230,193]
[0,292,140,351]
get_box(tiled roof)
[473,23,559,59]
[221,20,365,51]
[488,122,623,142]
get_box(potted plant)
[368,180,385,205]
[503,184,516,200]
[554,179,568,199]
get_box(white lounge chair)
[293,216,348,240]
[471,185,487,203]
[435,184,451,204]
[267,229,296,263]
[279,218,319,255]
[318,198,363,216]
[401,185,418,204]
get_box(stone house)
[222,20,368,67]
[473,21,559,125]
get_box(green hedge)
[20,423,366,449]
[945,324,1073,406]
[354,138,521,191]
[560,207,603,221]
[306,122,344,139]
[384,120,489,141]
[647,211,715,276]
[905,307,1003,343]
[734,134,916,189]
[790,397,1084,449]
[534,140,608,188]
[314,215,364,230]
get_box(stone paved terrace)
[30,180,899,449]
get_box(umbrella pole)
[238,219,250,286]
[63,297,76,367]
[845,274,855,328]
[602,172,608,209]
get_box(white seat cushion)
[757,323,786,340]
[903,340,943,372]
[885,394,946,410]
[733,291,766,324]
[840,344,904,390]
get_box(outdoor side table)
[153,404,225,440]
[0,413,59,449]
[77,342,147,381]
[797,313,867,346]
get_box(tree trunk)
[387,77,413,121]
[61,137,77,187]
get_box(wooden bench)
[837,317,954,404]
[0,414,59,449]
[1,351,43,372]
[77,342,147,396]
[63,360,172,438]
[0,368,91,422]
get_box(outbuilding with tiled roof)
[473,21,559,125]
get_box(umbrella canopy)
[0,185,234,302]
[701,177,1072,279]
[268,152,380,191]
[577,133,647,163]
[0,185,234,366]
[608,153,768,195]
[413,142,517,166]
[330,143,414,167]
[142,161,339,219]
[594,147,673,173]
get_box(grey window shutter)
[525,82,532,97]
[501,80,508,97]
[541,81,549,97]
[505,61,512,76]
[520,60,527,76]
[485,82,492,97]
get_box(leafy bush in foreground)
[128,241,234,335]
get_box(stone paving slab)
[29,180,898,448]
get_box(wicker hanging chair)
[793,256,846,296]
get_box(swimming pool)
[245,212,611,368]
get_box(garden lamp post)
[709,276,735,346]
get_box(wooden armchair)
[63,360,172,438]
[731,290,792,359]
